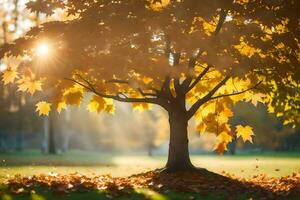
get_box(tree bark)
[165,110,195,172]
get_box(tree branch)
[210,81,263,100]
[137,88,158,97]
[64,78,162,105]
[214,8,227,35]
[105,79,129,84]
[160,76,173,100]
[187,75,230,119]
[181,49,203,91]
[186,65,211,92]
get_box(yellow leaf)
[88,96,106,113]
[132,102,151,111]
[27,80,42,95]
[142,77,153,84]
[197,123,207,134]
[248,93,266,106]
[57,101,67,113]
[236,125,254,143]
[63,86,84,106]
[234,37,261,58]
[87,95,115,114]
[214,142,228,155]
[169,79,176,98]
[218,107,234,124]
[105,104,115,114]
[223,107,234,117]
[16,75,43,95]
[148,0,170,11]
[201,102,216,117]
[217,131,233,144]
[18,79,42,95]
[36,101,51,116]
[2,69,18,85]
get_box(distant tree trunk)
[0,131,5,152]
[61,109,71,152]
[228,138,237,155]
[15,131,23,151]
[48,115,56,154]
[16,96,23,152]
[62,130,71,153]
[41,117,49,153]
[148,143,153,157]
[165,110,195,172]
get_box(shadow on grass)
[0,186,260,200]
[1,169,299,200]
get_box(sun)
[36,42,50,57]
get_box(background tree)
[0,0,39,152]
[0,0,299,172]
[229,102,296,153]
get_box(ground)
[0,151,300,200]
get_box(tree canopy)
[0,0,299,155]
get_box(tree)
[0,0,299,172]
[229,102,295,154]
[0,0,32,151]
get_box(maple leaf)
[197,123,207,134]
[105,104,115,114]
[132,103,152,111]
[148,0,170,11]
[27,80,42,95]
[249,93,266,106]
[235,125,255,143]
[218,107,234,124]
[36,101,51,116]
[63,86,84,106]
[2,69,18,85]
[57,101,67,113]
[200,102,216,118]
[222,107,234,118]
[88,96,105,113]
[217,131,233,144]
[214,142,227,155]
[87,95,115,114]
[142,76,153,84]
[18,79,43,95]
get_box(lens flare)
[36,43,50,56]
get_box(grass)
[0,187,247,200]
[0,151,300,200]
[0,150,300,179]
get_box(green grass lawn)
[0,151,300,200]
[0,187,247,200]
[0,150,300,179]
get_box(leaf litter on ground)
[2,170,300,199]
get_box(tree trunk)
[228,138,237,155]
[16,96,23,152]
[15,131,23,151]
[48,115,56,154]
[148,144,153,157]
[165,111,195,172]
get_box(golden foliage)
[2,68,18,85]
[132,103,152,112]
[62,85,84,106]
[236,125,255,143]
[17,76,43,95]
[148,0,170,11]
[87,95,115,114]
[35,101,51,116]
